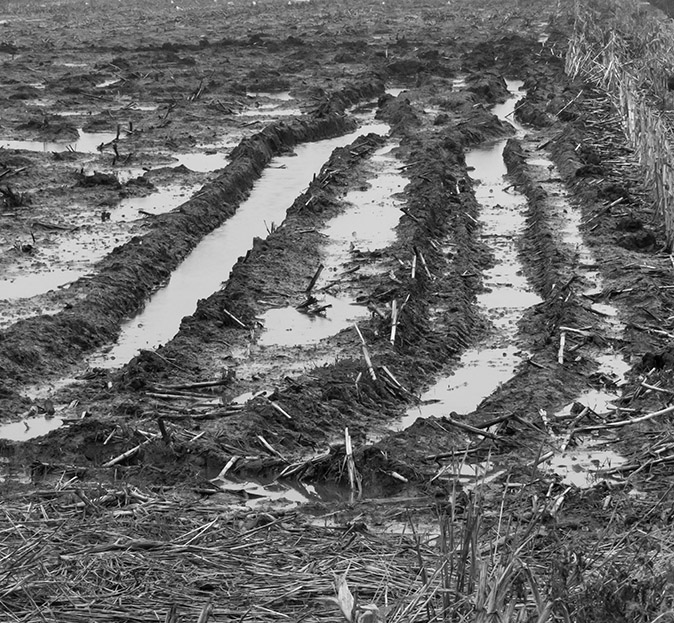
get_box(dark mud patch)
[0,83,384,399]
[1,5,674,623]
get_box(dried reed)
[566,0,674,249]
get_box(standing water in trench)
[0,129,120,154]
[397,80,541,429]
[90,121,391,368]
[526,147,631,486]
[393,80,630,487]
[257,142,406,346]
[0,415,64,442]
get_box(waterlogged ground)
[1,0,674,620]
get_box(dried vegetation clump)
[566,0,674,248]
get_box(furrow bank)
[303,61,640,491]
[204,92,539,483]
[89,120,392,367]
[13,85,525,482]
[0,81,385,397]
[544,89,674,405]
[4,3,674,623]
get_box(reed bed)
[0,490,422,622]
[0,482,560,623]
[2,472,674,623]
[566,0,674,249]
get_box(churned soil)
[1,0,673,620]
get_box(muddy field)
[1,0,673,620]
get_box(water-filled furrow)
[257,141,406,346]
[1,92,397,306]
[0,129,119,153]
[91,121,391,368]
[0,185,198,307]
[397,80,541,429]
[393,80,630,487]
[519,145,631,487]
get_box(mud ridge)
[106,105,515,483]
[246,120,557,487]
[0,82,384,397]
[500,136,593,353]
[545,88,674,372]
[138,132,391,372]
[97,134,409,475]
[503,139,566,296]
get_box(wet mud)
[1,1,674,620]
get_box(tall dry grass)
[566,0,674,249]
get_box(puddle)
[155,138,237,173]
[246,91,293,100]
[321,149,403,254]
[0,415,64,441]
[258,143,405,346]
[238,105,303,118]
[1,218,144,303]
[172,151,230,173]
[112,183,202,221]
[398,347,524,429]
[210,471,350,509]
[95,78,122,89]
[217,480,311,508]
[1,129,119,154]
[398,80,539,428]
[542,439,626,488]
[595,352,630,380]
[0,269,83,300]
[555,389,620,417]
[216,465,501,515]
[90,122,391,367]
[257,297,369,347]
